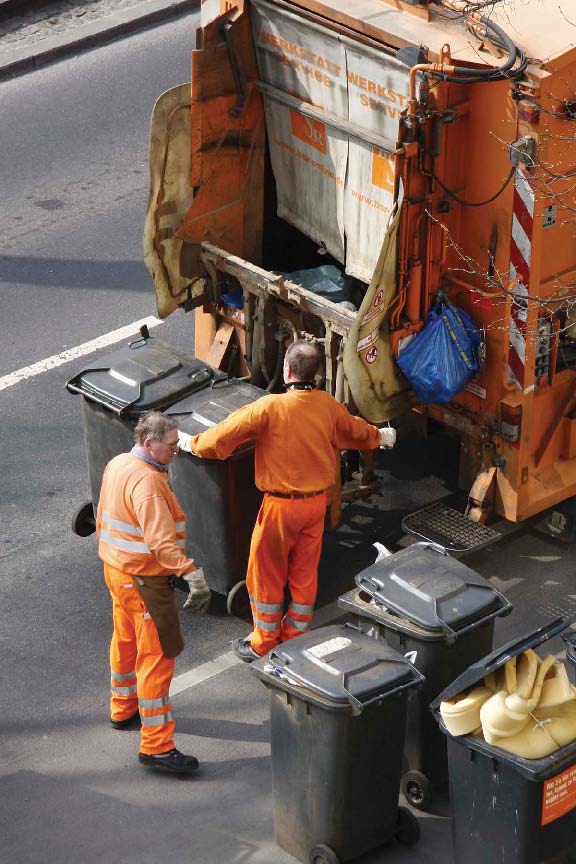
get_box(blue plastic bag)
[396,296,480,403]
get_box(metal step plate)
[402,502,501,554]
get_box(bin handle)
[412,540,449,556]
[265,649,304,688]
[356,574,386,594]
[432,585,513,646]
[64,379,128,415]
[210,376,231,388]
[65,380,84,397]
[267,649,293,668]
[341,660,425,713]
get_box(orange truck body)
[144,0,576,523]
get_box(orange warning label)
[290,111,327,154]
[541,763,576,826]
[371,148,394,191]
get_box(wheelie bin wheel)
[395,806,420,847]
[72,502,96,537]
[401,769,433,810]
[226,580,252,621]
[309,844,340,864]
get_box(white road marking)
[170,651,241,696]
[0,315,162,392]
[522,556,562,563]
[170,600,343,696]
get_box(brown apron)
[131,574,184,659]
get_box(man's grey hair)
[133,411,178,445]
[285,339,321,381]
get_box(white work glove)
[177,430,196,454]
[379,426,397,449]
[182,567,211,613]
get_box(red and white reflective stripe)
[507,168,534,389]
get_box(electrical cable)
[427,165,516,206]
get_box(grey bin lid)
[164,379,265,435]
[355,543,507,636]
[65,337,217,416]
[251,623,422,712]
[430,616,575,713]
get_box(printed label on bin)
[303,637,352,676]
[306,637,352,658]
[541,763,576,825]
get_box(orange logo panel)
[372,148,395,191]
[290,111,327,154]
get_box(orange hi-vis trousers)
[104,563,176,755]
[247,492,326,655]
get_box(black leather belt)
[267,490,325,499]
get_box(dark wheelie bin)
[338,541,512,810]
[431,617,576,864]
[66,328,220,536]
[164,378,265,616]
[251,623,424,864]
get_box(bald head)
[284,340,321,384]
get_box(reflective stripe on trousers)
[249,594,282,636]
[246,493,325,654]
[104,562,176,754]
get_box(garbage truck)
[143,0,576,547]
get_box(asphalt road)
[2,13,576,864]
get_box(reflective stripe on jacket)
[96,453,194,576]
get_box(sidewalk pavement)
[0,0,199,81]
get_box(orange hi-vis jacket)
[96,453,194,576]
[190,388,381,491]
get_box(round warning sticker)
[365,345,378,364]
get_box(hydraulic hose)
[439,16,528,83]
[407,13,527,119]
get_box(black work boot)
[138,748,200,775]
[233,636,262,664]
[111,711,140,731]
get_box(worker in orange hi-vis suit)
[96,411,211,775]
[179,340,396,662]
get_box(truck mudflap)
[343,182,411,424]
[143,83,196,319]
